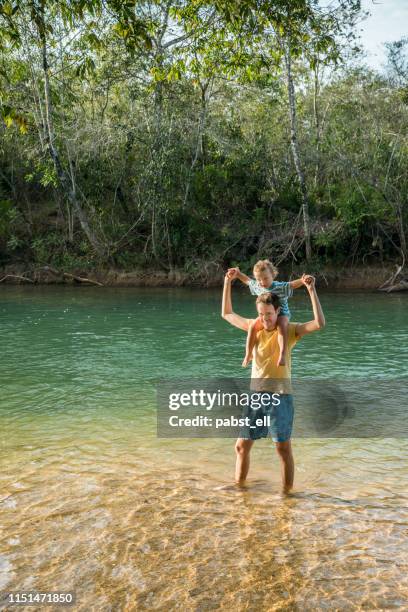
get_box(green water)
[2,284,408,399]
[1,286,408,610]
[1,285,408,472]
[2,286,408,433]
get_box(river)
[1,286,407,610]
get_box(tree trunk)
[183,79,210,208]
[150,76,164,263]
[36,6,105,258]
[396,201,407,261]
[284,39,312,261]
[313,62,322,188]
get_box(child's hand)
[227,267,240,280]
[301,274,315,290]
[226,269,237,280]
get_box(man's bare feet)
[281,486,294,496]
[235,480,249,489]
[277,352,286,367]
[242,354,252,367]
[215,482,248,491]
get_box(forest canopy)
[0,0,407,276]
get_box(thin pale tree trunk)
[36,6,105,257]
[283,38,312,261]
[313,62,322,188]
[183,79,210,208]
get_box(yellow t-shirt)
[250,322,300,393]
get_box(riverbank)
[0,263,402,290]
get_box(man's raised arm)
[221,272,251,332]
[295,275,326,338]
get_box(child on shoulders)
[228,259,305,367]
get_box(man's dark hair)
[256,292,281,310]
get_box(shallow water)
[1,286,408,610]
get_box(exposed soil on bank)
[0,263,404,290]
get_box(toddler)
[228,260,305,367]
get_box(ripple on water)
[0,555,15,589]
[1,459,407,609]
[0,497,17,509]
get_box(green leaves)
[0,1,18,18]
[165,59,186,82]
[75,56,96,77]
[0,198,13,236]
[1,105,28,133]
[108,1,152,51]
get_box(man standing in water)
[221,270,325,492]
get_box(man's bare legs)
[277,315,289,366]
[275,439,294,493]
[242,317,263,367]
[235,438,254,484]
[234,438,294,492]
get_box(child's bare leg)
[277,316,289,367]
[242,317,262,367]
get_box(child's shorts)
[239,393,294,442]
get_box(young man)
[221,270,326,493]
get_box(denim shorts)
[239,392,294,442]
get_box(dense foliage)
[0,0,407,275]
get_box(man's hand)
[295,274,325,338]
[222,269,252,332]
[301,274,316,291]
[226,268,239,281]
[227,266,251,285]
[227,267,240,280]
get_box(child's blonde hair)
[253,259,278,279]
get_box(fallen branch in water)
[378,264,404,290]
[0,274,34,284]
[40,266,104,286]
[378,279,408,292]
[377,252,407,292]
[0,267,104,286]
